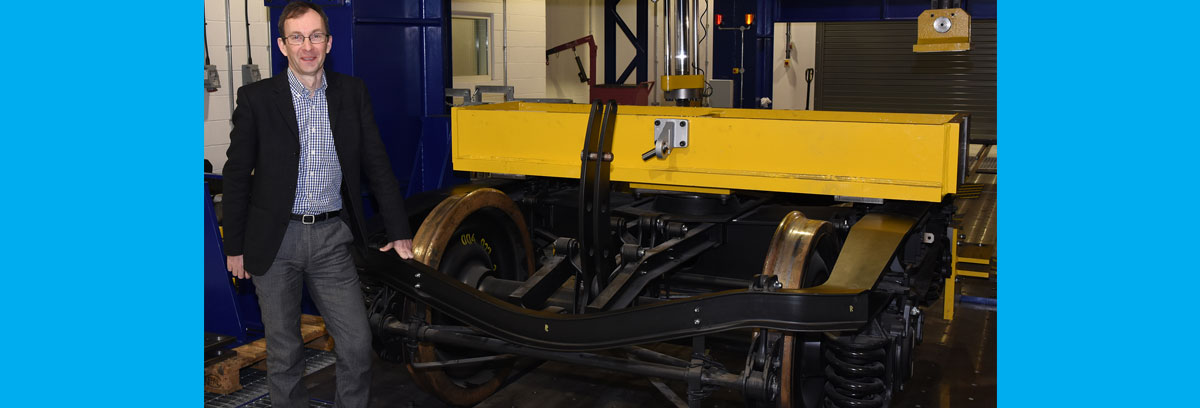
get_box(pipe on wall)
[225,0,235,117]
[503,0,509,88]
[651,0,659,103]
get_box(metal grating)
[204,349,338,408]
[815,20,997,144]
[975,157,997,172]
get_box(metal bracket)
[749,274,782,292]
[445,88,474,107]
[642,119,689,160]
[473,85,515,103]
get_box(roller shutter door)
[816,20,996,144]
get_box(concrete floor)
[286,275,998,408]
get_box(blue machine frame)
[204,175,264,344]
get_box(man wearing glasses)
[222,1,414,407]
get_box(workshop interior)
[204,0,997,407]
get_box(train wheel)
[759,211,840,407]
[404,188,535,406]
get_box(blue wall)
[266,0,450,195]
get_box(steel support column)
[604,0,649,84]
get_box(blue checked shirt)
[287,70,343,215]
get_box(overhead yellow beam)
[451,102,963,202]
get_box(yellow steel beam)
[660,75,705,91]
[451,102,962,202]
[958,270,990,279]
[945,228,960,320]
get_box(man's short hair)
[277,1,330,37]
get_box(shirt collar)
[286,69,327,98]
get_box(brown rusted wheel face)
[759,211,838,408]
[404,188,535,406]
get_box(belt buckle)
[302,214,316,224]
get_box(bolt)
[911,306,920,316]
[655,120,661,126]
[694,307,700,313]
[693,319,701,325]
[772,281,783,289]
[679,121,686,127]
[415,273,421,279]
[679,141,686,147]
[414,283,421,289]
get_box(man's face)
[276,9,332,78]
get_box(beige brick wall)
[203,0,273,173]
[770,22,817,111]
[452,0,547,99]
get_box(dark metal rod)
[621,345,691,367]
[388,320,753,391]
[409,353,517,369]
[670,272,752,289]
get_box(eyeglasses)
[283,32,329,45]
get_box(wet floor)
[891,275,997,408]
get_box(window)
[452,16,491,78]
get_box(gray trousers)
[254,218,372,408]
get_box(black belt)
[291,210,340,224]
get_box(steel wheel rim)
[759,211,839,407]
[405,188,534,406]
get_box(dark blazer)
[223,71,412,275]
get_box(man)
[222,2,414,406]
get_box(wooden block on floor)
[307,334,336,351]
[204,314,331,394]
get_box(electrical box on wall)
[709,79,734,108]
[205,64,221,92]
[913,8,971,53]
[242,64,262,86]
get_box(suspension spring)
[822,333,889,408]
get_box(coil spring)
[822,334,889,408]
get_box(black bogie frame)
[356,101,955,407]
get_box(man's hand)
[227,255,249,279]
[380,239,415,259]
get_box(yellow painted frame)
[944,227,996,320]
[451,102,962,202]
